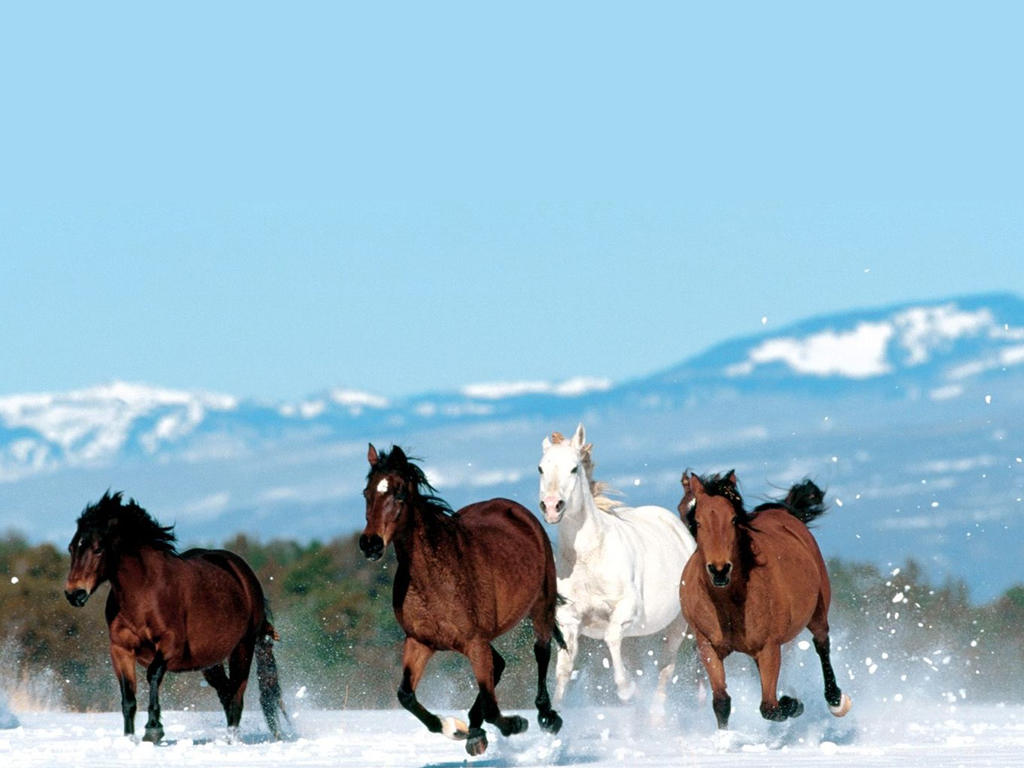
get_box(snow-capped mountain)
[3,294,1023,601]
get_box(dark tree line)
[1,532,1022,713]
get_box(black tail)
[255,612,289,740]
[781,479,827,524]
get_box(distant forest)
[2,532,1023,715]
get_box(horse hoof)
[441,716,469,740]
[539,709,563,734]
[143,728,164,743]
[616,681,637,702]
[497,715,528,737]
[465,728,488,756]
[829,693,852,717]
[781,696,804,719]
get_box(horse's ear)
[571,423,586,449]
[688,474,705,495]
[368,443,379,467]
[681,470,691,489]
[725,469,737,486]
[392,445,408,464]
[542,436,552,451]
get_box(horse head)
[681,471,743,588]
[65,491,175,606]
[538,424,590,524]
[360,444,411,560]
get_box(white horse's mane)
[549,431,623,514]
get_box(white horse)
[538,424,697,714]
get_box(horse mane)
[369,446,455,517]
[549,431,623,514]
[77,491,178,553]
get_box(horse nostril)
[359,534,384,561]
[65,589,89,607]
[556,500,565,513]
[706,563,733,586]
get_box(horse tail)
[255,602,289,740]
[782,479,827,524]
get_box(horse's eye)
[731,516,738,525]
[570,466,578,474]
[395,489,407,501]
[538,465,543,474]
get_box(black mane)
[368,446,455,517]
[76,491,178,553]
[686,472,759,573]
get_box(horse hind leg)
[528,594,563,733]
[651,613,689,725]
[202,664,234,723]
[223,640,256,742]
[464,640,527,756]
[810,624,852,717]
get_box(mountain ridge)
[2,292,1023,602]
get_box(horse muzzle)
[359,534,385,561]
[541,497,565,524]
[706,562,733,588]
[65,588,90,607]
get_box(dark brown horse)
[359,444,563,756]
[679,471,852,730]
[64,492,287,742]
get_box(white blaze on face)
[377,478,389,494]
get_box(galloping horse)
[359,444,563,756]
[64,492,287,742]
[679,471,852,730]
[539,424,696,714]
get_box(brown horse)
[679,471,852,730]
[359,444,563,756]
[64,491,287,742]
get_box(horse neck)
[108,547,173,605]
[556,479,607,559]
[391,500,455,574]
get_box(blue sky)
[2,5,1023,400]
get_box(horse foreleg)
[553,618,579,705]
[396,637,463,740]
[695,633,730,729]
[110,645,138,738]
[651,613,688,723]
[754,645,803,722]
[604,620,638,701]
[143,653,168,742]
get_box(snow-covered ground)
[2,702,1023,767]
